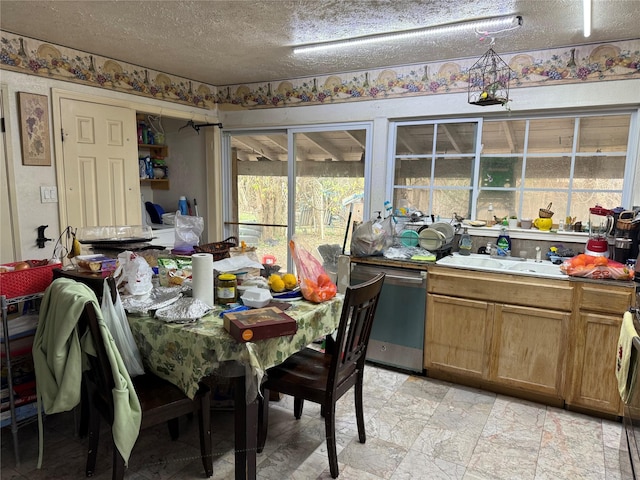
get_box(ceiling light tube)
[583,0,591,37]
[293,15,523,54]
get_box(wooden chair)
[79,290,213,479]
[257,272,385,478]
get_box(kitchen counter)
[351,254,636,287]
[350,255,432,271]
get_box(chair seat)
[263,347,357,404]
[134,373,193,410]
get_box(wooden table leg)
[234,375,258,480]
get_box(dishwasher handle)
[352,264,427,286]
[385,272,426,283]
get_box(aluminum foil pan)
[121,286,184,315]
[155,297,213,323]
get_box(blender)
[585,205,614,257]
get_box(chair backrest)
[83,298,117,407]
[328,272,385,392]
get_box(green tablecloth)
[128,295,344,401]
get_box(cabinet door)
[425,294,492,378]
[489,304,568,398]
[567,311,623,415]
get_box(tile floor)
[1,364,630,479]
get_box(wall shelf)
[139,142,169,190]
[140,178,170,190]
[138,143,168,158]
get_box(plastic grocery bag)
[174,212,204,251]
[350,215,394,256]
[116,251,154,295]
[100,279,145,377]
[289,237,337,303]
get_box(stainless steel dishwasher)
[350,262,427,373]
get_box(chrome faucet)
[535,246,542,262]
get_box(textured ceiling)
[1,0,638,86]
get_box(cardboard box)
[223,307,297,342]
[76,255,117,275]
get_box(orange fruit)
[571,256,585,268]
[593,256,608,266]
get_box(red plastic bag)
[560,254,634,280]
[289,239,337,303]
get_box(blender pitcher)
[586,205,614,257]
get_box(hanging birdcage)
[468,48,512,106]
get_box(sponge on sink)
[411,254,436,262]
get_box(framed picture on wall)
[18,92,51,166]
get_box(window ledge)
[466,226,589,244]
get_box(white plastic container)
[240,287,272,309]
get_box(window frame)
[387,109,639,222]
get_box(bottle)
[458,227,472,256]
[487,203,494,226]
[216,273,237,305]
[496,226,511,256]
[178,196,188,215]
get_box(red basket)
[0,261,61,299]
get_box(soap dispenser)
[458,227,472,256]
[496,226,511,256]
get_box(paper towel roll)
[192,253,214,307]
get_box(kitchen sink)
[436,255,506,269]
[505,261,564,276]
[435,253,568,279]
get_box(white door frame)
[51,88,219,237]
[0,84,22,262]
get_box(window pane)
[235,177,289,268]
[477,193,518,223]
[528,118,575,153]
[396,124,434,155]
[578,115,630,152]
[433,189,471,220]
[433,157,473,186]
[394,157,432,185]
[524,157,571,188]
[435,122,477,154]
[521,191,569,222]
[294,130,365,277]
[573,155,625,189]
[482,120,526,154]
[480,157,518,188]
[393,188,430,214]
[571,192,623,224]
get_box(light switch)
[40,186,58,203]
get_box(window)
[223,124,370,274]
[390,112,636,224]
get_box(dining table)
[127,294,344,480]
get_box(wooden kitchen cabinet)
[426,266,572,402]
[426,294,493,379]
[489,303,569,398]
[565,281,635,417]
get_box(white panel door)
[60,98,140,228]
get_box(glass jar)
[216,273,237,305]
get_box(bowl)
[240,287,273,308]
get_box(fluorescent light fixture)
[583,0,591,37]
[293,15,523,54]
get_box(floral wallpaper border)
[1,31,639,112]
